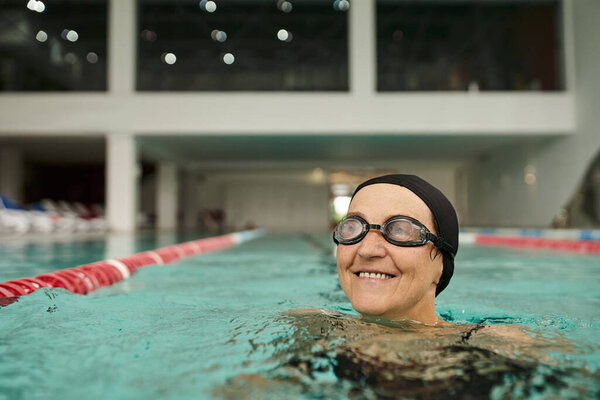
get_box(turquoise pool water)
[0,234,598,399]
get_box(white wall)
[191,172,329,231]
[463,0,600,227]
[224,179,329,231]
[180,164,462,232]
[0,95,574,138]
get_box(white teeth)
[358,272,394,279]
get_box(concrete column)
[109,0,136,94]
[156,162,178,230]
[0,148,25,203]
[106,134,137,232]
[349,0,376,95]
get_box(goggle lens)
[338,218,363,241]
[385,218,421,242]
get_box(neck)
[400,308,441,325]
[381,289,442,325]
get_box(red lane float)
[153,248,179,264]
[118,253,158,274]
[0,278,49,298]
[92,262,121,284]
[53,270,89,294]
[36,273,77,294]
[0,282,27,296]
[0,286,14,297]
[0,230,264,303]
[474,235,600,253]
[20,278,51,290]
[3,280,35,295]
[76,265,110,288]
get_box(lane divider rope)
[459,232,600,253]
[105,259,131,279]
[0,229,265,306]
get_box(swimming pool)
[0,234,598,399]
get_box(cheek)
[391,247,437,280]
[336,246,354,271]
[335,246,355,293]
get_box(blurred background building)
[0,0,598,233]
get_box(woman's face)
[336,184,443,322]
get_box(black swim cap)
[351,174,459,296]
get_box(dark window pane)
[377,0,564,91]
[137,0,349,91]
[0,0,107,91]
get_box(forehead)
[349,184,435,229]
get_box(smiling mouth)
[355,271,397,280]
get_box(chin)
[351,297,395,318]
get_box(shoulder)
[475,324,536,343]
[285,308,327,316]
[285,308,349,318]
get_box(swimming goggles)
[333,215,455,256]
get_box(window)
[377,0,564,91]
[137,0,349,91]
[0,0,107,91]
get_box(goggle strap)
[426,232,456,257]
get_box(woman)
[333,174,458,326]
[215,175,582,398]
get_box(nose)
[357,229,387,259]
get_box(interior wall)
[179,163,462,232]
[463,0,600,227]
[224,179,329,231]
[196,178,226,212]
[193,172,329,231]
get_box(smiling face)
[336,184,444,324]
